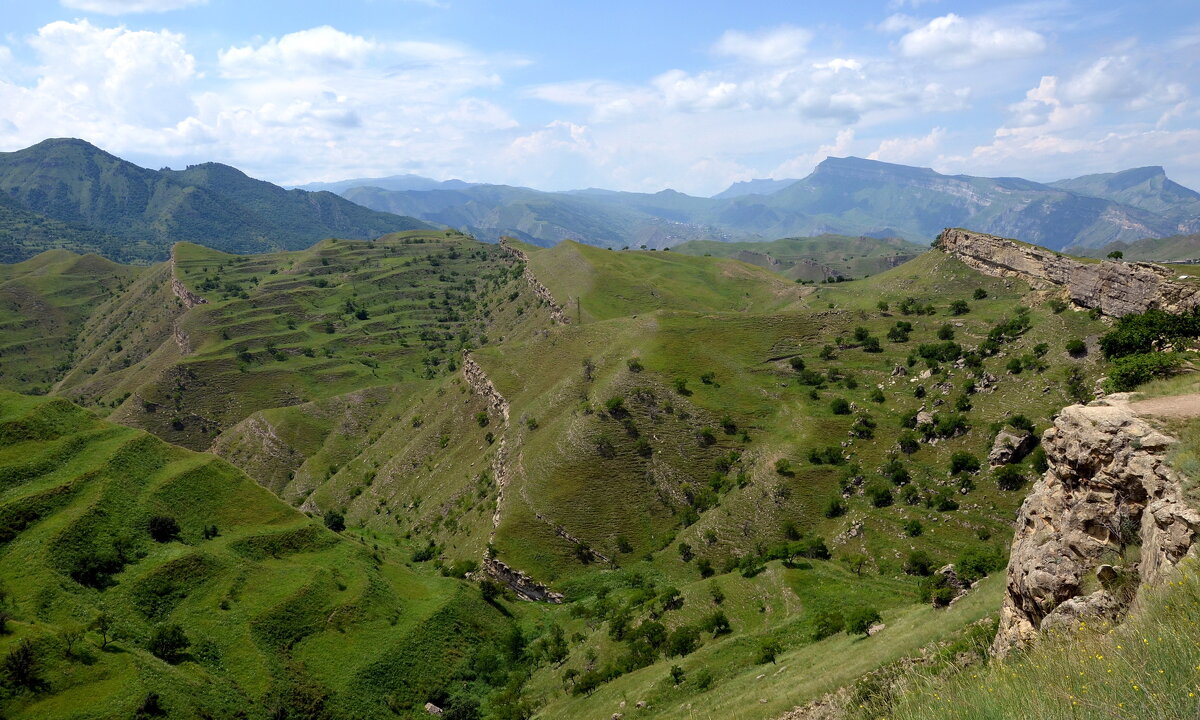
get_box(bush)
[1030,446,1049,474]
[1066,339,1087,357]
[845,607,882,636]
[604,396,625,414]
[898,432,920,454]
[956,546,1004,583]
[1105,352,1182,392]
[148,516,181,543]
[949,452,980,475]
[866,482,893,508]
[666,625,700,657]
[147,623,190,663]
[995,465,1026,491]
[323,511,345,532]
[904,550,936,576]
[973,288,988,300]
[903,518,923,537]
[949,300,970,315]
[2,639,40,690]
[830,398,851,415]
[862,336,882,353]
[817,494,846,518]
[1099,309,1200,359]
[789,356,806,372]
[757,638,782,664]
[673,377,690,394]
[1048,298,1068,313]
[937,324,955,340]
[1008,414,1035,433]
[810,610,844,640]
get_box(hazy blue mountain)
[296,174,476,194]
[1049,166,1200,233]
[0,139,431,262]
[711,178,799,199]
[335,156,1197,251]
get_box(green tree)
[846,607,882,636]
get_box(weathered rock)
[991,395,1200,657]
[988,428,1036,467]
[937,227,1200,317]
[915,409,934,426]
[891,364,908,377]
[479,557,564,603]
[498,238,571,324]
[424,702,443,715]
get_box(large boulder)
[988,428,1036,467]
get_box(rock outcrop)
[937,227,1200,317]
[168,249,208,310]
[988,428,1036,467]
[992,393,1200,657]
[498,237,571,324]
[480,557,564,603]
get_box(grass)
[884,562,1200,720]
[671,235,925,282]
[0,234,1117,719]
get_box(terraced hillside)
[672,235,925,282]
[0,391,533,719]
[1,232,1121,719]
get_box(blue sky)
[1,0,1197,195]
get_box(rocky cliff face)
[992,393,1200,657]
[937,228,1200,317]
[498,238,571,324]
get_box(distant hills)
[314,157,1200,252]
[0,139,430,262]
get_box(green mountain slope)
[1080,232,1200,262]
[1050,166,1200,228]
[0,232,1124,719]
[0,139,431,263]
[671,235,925,281]
[0,391,530,719]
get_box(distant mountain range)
[0,139,430,262]
[307,157,1200,252]
[1,138,1197,264]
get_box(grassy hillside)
[1081,232,1200,262]
[672,235,925,281]
[0,251,144,394]
[0,391,539,719]
[0,233,1120,718]
[0,139,430,262]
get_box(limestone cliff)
[992,393,1200,657]
[936,227,1200,317]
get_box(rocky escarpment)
[498,237,571,324]
[168,249,207,310]
[992,393,1200,657]
[937,227,1200,317]
[462,351,563,602]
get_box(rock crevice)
[992,393,1200,657]
[936,227,1200,317]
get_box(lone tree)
[147,623,190,664]
[1107,250,1124,260]
[93,611,114,649]
[3,639,40,690]
[323,511,346,533]
[846,607,882,636]
[148,515,181,543]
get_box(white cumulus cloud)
[896,13,1046,67]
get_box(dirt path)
[1128,392,1200,418]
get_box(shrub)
[666,625,700,657]
[956,546,1004,583]
[1048,298,1068,313]
[677,542,694,563]
[698,428,717,446]
[898,432,920,455]
[757,638,782,664]
[823,496,846,518]
[937,324,955,340]
[789,356,806,372]
[1008,414,1035,433]
[810,610,845,640]
[1066,339,1087,357]
[1099,309,1200,359]
[673,377,690,395]
[700,371,716,385]
[604,396,625,414]
[903,519,923,537]
[869,388,885,403]
[323,511,345,532]
[627,357,644,372]
[1030,446,1049,474]
[1105,353,1182,392]
[949,452,981,475]
[862,337,882,353]
[845,607,882,636]
[147,623,190,663]
[904,550,936,576]
[866,482,893,508]
[949,300,970,315]
[3,639,40,690]
[830,398,851,415]
[148,516,181,543]
[973,288,988,300]
[995,465,1026,491]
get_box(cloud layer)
[0,6,1196,195]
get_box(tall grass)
[882,561,1200,720]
